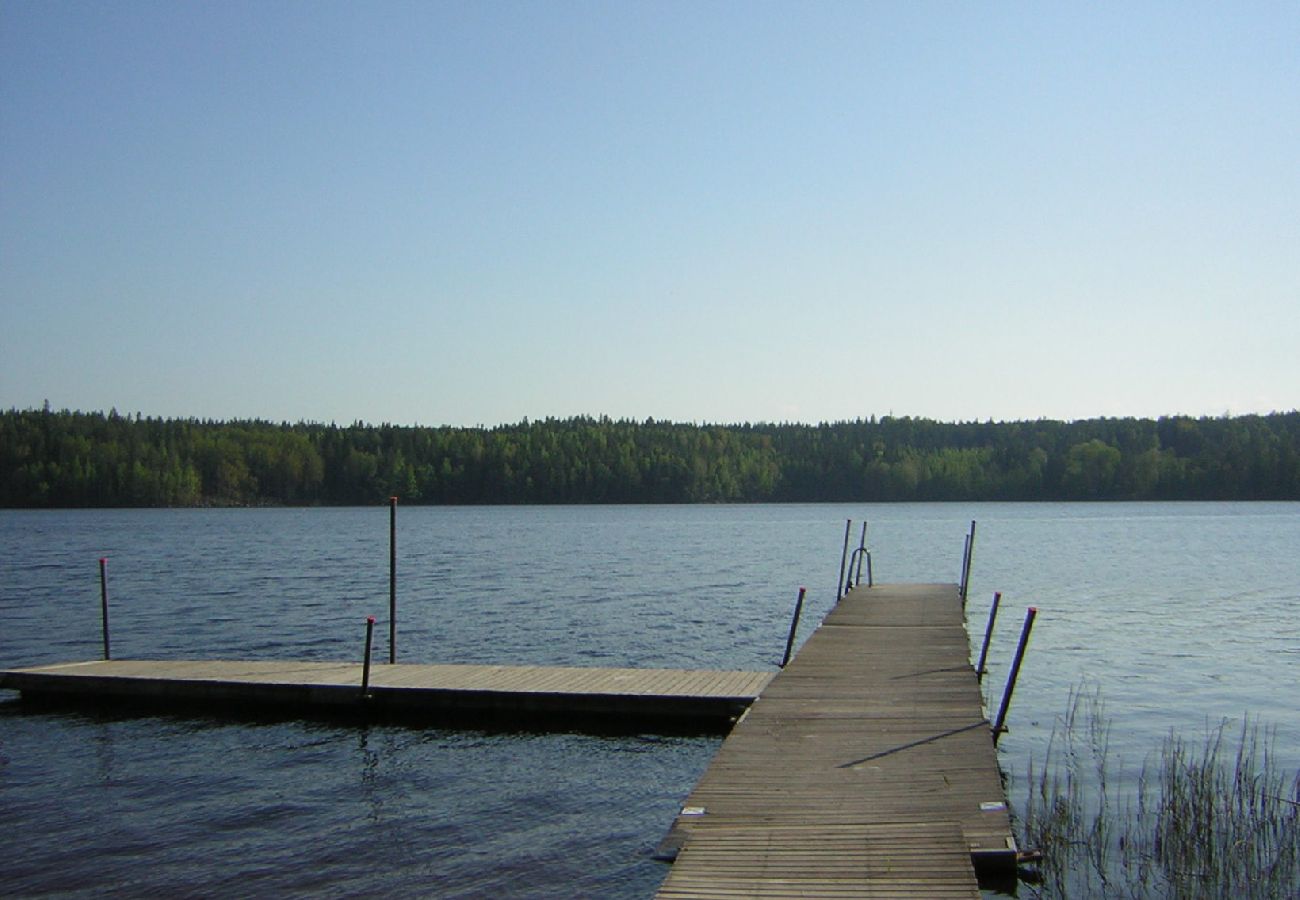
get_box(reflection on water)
[0,704,718,898]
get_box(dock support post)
[780,587,807,668]
[837,519,852,600]
[362,615,376,697]
[975,591,1000,681]
[992,606,1037,745]
[960,534,970,587]
[389,496,397,664]
[959,520,977,608]
[99,557,110,660]
[854,522,868,586]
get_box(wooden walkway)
[655,583,1015,898]
[0,659,771,727]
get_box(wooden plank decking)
[0,659,772,727]
[655,583,1015,898]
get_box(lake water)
[2,503,1297,897]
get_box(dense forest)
[2,407,1299,507]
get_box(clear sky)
[2,2,1296,427]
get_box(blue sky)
[2,1,1296,426]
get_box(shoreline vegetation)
[3,407,1298,508]
[1021,686,1299,898]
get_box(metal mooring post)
[961,533,972,590]
[992,606,1037,745]
[780,587,808,668]
[960,520,977,608]
[855,521,868,586]
[837,519,852,600]
[389,496,397,664]
[99,557,111,660]
[975,591,1001,681]
[362,616,376,698]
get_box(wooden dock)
[655,583,1016,898]
[3,581,1018,894]
[0,659,772,728]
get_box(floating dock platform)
[0,659,772,729]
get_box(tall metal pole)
[855,521,868,585]
[976,591,1001,681]
[960,534,970,591]
[99,557,111,660]
[960,520,977,608]
[780,587,807,668]
[389,496,397,664]
[992,606,1037,745]
[362,616,376,697]
[837,519,852,600]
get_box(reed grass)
[1020,684,1299,898]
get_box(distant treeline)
[3,408,1299,507]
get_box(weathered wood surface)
[658,823,980,899]
[0,659,772,724]
[656,583,1014,898]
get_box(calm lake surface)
[2,503,1297,897]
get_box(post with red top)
[389,496,397,664]
[362,616,376,698]
[780,587,808,668]
[992,606,1037,746]
[99,557,111,660]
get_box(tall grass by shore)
[1020,685,1299,898]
